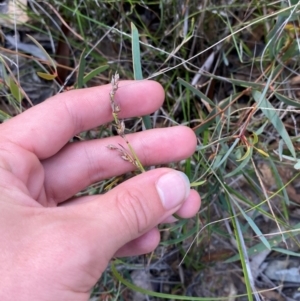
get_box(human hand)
[0,80,200,300]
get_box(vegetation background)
[1,0,300,300]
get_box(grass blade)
[36,72,57,80]
[274,92,300,108]
[226,222,300,263]
[0,110,11,121]
[268,157,290,206]
[77,49,86,89]
[224,146,253,178]
[212,138,239,170]
[252,90,296,158]
[131,22,151,129]
[26,34,57,72]
[83,65,109,85]
[131,22,143,80]
[229,203,254,301]
[9,76,22,102]
[238,206,271,250]
[193,94,234,135]
[178,77,215,107]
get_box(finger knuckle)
[115,188,150,235]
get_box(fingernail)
[156,171,190,210]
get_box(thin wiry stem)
[107,72,145,173]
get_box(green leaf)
[184,158,191,179]
[272,247,300,257]
[37,72,57,80]
[225,146,253,178]
[294,160,300,170]
[226,222,300,263]
[190,180,206,187]
[212,138,239,170]
[233,196,271,251]
[268,157,290,206]
[255,121,268,135]
[83,65,109,85]
[290,0,300,5]
[224,184,274,218]
[26,35,57,72]
[77,49,86,89]
[131,22,143,80]
[141,115,152,130]
[274,92,300,108]
[236,145,252,162]
[241,211,271,250]
[211,74,265,89]
[9,77,22,102]
[177,77,215,107]
[252,90,296,158]
[0,110,11,121]
[228,202,254,301]
[131,22,151,129]
[161,222,199,244]
[193,94,234,135]
[266,13,287,59]
[278,139,284,161]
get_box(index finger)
[0,80,164,159]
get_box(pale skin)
[0,80,201,300]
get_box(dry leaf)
[0,0,29,27]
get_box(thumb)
[88,168,191,257]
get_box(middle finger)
[42,126,196,205]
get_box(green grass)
[1,0,300,300]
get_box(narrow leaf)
[272,247,300,257]
[255,121,268,135]
[254,147,269,157]
[268,156,290,205]
[211,74,264,89]
[0,110,11,121]
[77,49,86,89]
[225,146,253,178]
[9,77,22,102]
[252,90,296,158]
[294,160,300,170]
[26,35,57,71]
[131,22,143,80]
[236,145,251,162]
[161,223,199,245]
[178,77,215,106]
[274,92,300,108]
[193,94,234,135]
[83,65,109,85]
[233,197,271,250]
[242,213,271,250]
[229,203,254,301]
[37,72,57,80]
[226,222,300,263]
[213,138,239,170]
[131,22,151,129]
[190,180,206,187]
[251,132,259,145]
